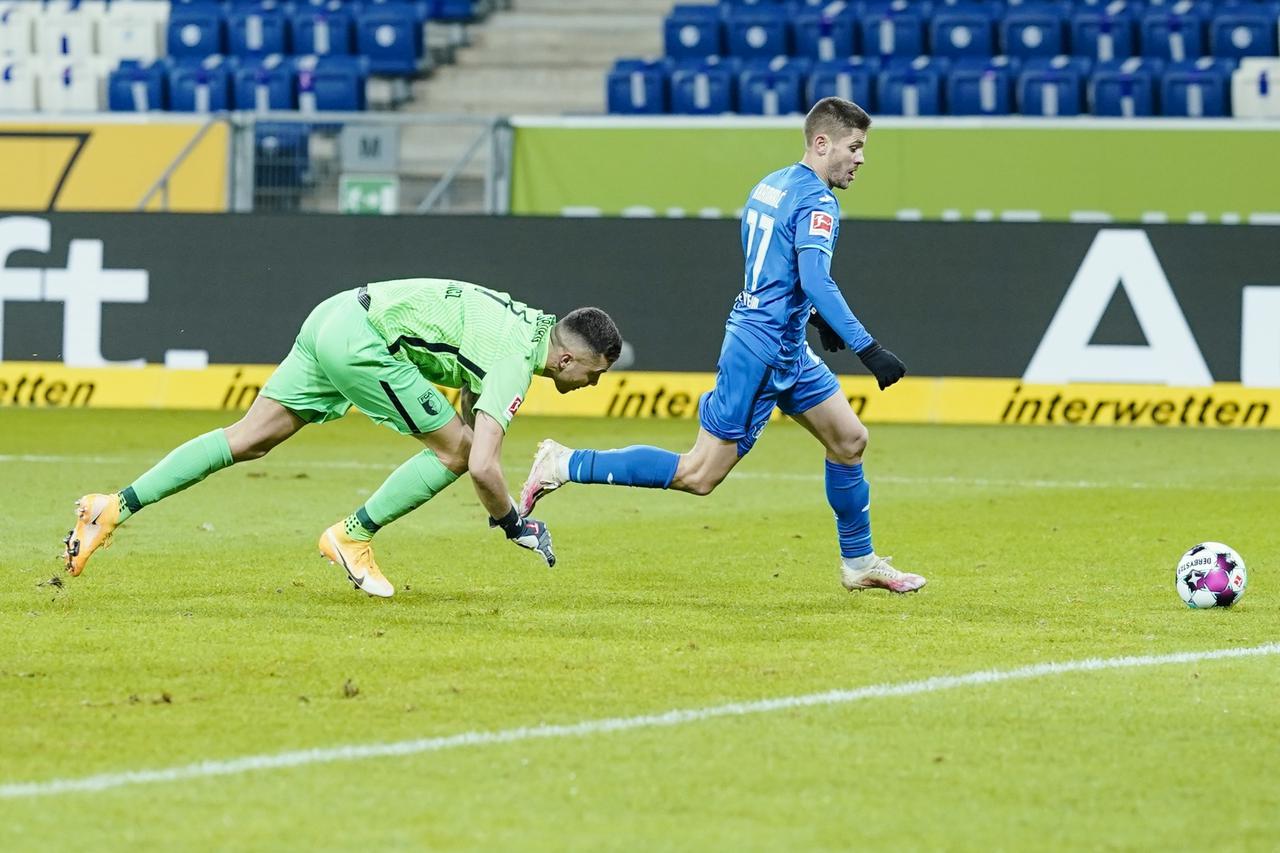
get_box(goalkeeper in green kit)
[61,279,622,597]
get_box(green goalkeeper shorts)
[260,289,455,436]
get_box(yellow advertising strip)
[1,363,1277,429]
[0,120,228,213]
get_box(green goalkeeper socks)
[119,429,235,522]
[349,450,460,539]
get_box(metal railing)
[228,112,512,215]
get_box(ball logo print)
[1175,542,1248,609]
[808,211,833,238]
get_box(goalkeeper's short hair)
[560,308,622,362]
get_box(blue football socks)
[568,447,679,489]
[825,460,873,558]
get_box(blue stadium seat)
[725,8,790,59]
[664,5,722,61]
[428,0,477,22]
[256,122,310,193]
[1209,11,1279,58]
[167,7,225,60]
[296,55,367,110]
[1140,6,1208,61]
[1001,9,1067,57]
[292,7,354,56]
[607,58,668,114]
[169,59,233,111]
[1090,63,1157,114]
[738,58,807,114]
[108,60,168,111]
[234,56,296,110]
[228,7,289,59]
[860,10,925,57]
[1161,56,1233,115]
[932,12,995,57]
[793,9,859,61]
[1071,9,1137,61]
[947,62,1015,113]
[807,55,878,108]
[670,58,736,114]
[355,4,422,75]
[1018,67,1083,114]
[877,60,944,114]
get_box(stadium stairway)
[392,0,675,211]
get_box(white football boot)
[519,439,572,516]
[840,554,927,594]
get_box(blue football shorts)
[698,332,842,456]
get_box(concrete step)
[455,44,644,67]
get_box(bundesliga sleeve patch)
[808,211,834,239]
[507,395,524,417]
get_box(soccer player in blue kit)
[520,97,926,594]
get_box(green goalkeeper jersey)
[363,278,555,431]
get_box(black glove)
[856,340,907,390]
[490,506,556,568]
[808,307,846,352]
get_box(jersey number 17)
[742,208,768,307]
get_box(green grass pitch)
[1,408,1278,850]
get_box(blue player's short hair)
[804,98,871,145]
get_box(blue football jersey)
[725,162,841,369]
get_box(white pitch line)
[2,642,1277,800]
[0,453,1259,492]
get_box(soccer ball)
[1176,542,1248,609]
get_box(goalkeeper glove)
[491,505,556,568]
[856,340,907,390]
[808,307,846,352]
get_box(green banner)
[510,118,1280,224]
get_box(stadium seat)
[1231,57,1280,117]
[108,59,167,110]
[0,4,33,59]
[234,55,295,110]
[670,58,736,114]
[169,58,232,111]
[296,55,367,110]
[167,6,225,59]
[36,10,96,59]
[1071,9,1137,62]
[807,56,879,110]
[606,57,668,114]
[1090,59,1158,115]
[38,61,102,111]
[931,12,995,58]
[725,8,790,59]
[1001,10,1067,57]
[1160,56,1232,115]
[0,60,35,109]
[877,58,944,114]
[355,5,422,75]
[1209,11,1279,59]
[793,7,859,62]
[1018,66,1083,114]
[860,10,924,57]
[228,6,289,59]
[947,61,1015,113]
[664,5,722,61]
[738,58,807,114]
[291,6,353,56]
[428,0,476,22]
[255,121,310,198]
[100,9,163,63]
[1140,5,1207,61]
